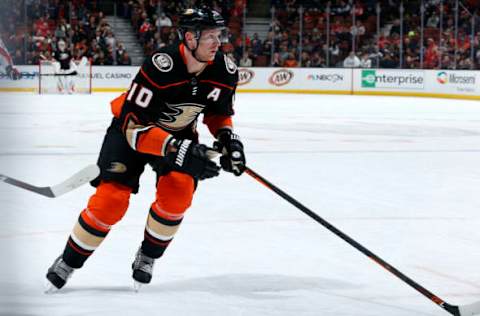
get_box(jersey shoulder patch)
[224,54,237,75]
[152,52,174,72]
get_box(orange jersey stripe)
[110,93,127,118]
[136,127,173,156]
[179,43,188,65]
[203,114,233,136]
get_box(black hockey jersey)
[53,50,73,70]
[111,43,238,157]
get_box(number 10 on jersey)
[127,83,153,108]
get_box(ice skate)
[45,255,74,293]
[132,248,155,291]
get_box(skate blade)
[44,280,60,294]
[133,281,143,292]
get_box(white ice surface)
[0,93,479,316]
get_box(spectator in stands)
[35,15,50,37]
[239,52,253,67]
[250,33,263,57]
[329,41,341,65]
[284,52,298,67]
[116,42,126,60]
[105,45,115,65]
[424,37,439,68]
[441,54,453,69]
[94,29,107,51]
[301,51,311,67]
[332,0,352,17]
[275,42,287,61]
[87,38,99,59]
[390,19,401,36]
[54,18,70,39]
[360,53,372,68]
[92,50,111,65]
[271,52,283,66]
[269,18,282,34]
[117,51,132,66]
[427,11,440,28]
[310,52,326,67]
[139,18,153,44]
[351,20,366,48]
[104,31,116,50]
[380,52,398,68]
[343,51,361,68]
[156,12,172,30]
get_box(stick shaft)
[245,167,459,315]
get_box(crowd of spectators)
[122,0,243,57]
[0,0,131,67]
[0,0,479,69]
[250,0,480,69]
[122,0,479,69]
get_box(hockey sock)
[141,208,183,258]
[62,209,110,268]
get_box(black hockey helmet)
[177,7,228,44]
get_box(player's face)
[196,29,222,61]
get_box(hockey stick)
[0,164,99,198]
[244,166,480,316]
[38,72,78,77]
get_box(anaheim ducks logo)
[107,162,127,173]
[157,103,206,131]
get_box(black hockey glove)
[215,130,246,176]
[166,139,220,180]
[6,65,21,80]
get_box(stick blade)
[0,174,55,197]
[0,164,99,198]
[49,165,100,197]
[459,301,480,316]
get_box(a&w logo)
[238,69,254,85]
[269,69,294,86]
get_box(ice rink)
[0,92,479,316]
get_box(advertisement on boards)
[361,69,425,90]
[238,68,255,86]
[237,67,351,92]
[0,66,39,91]
[432,71,478,94]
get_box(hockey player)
[0,37,20,80]
[52,40,86,93]
[45,7,246,291]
